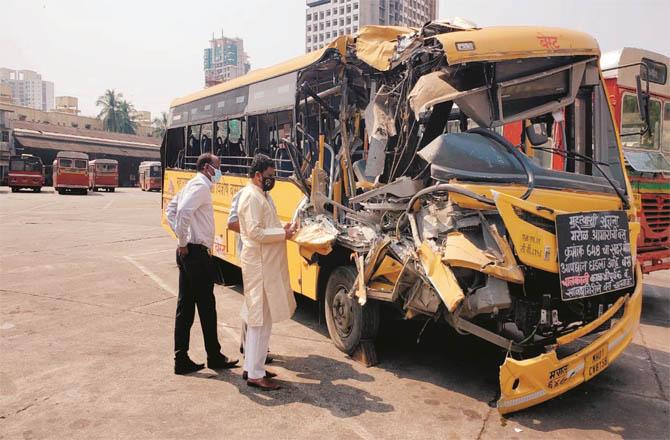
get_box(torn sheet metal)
[363,85,397,178]
[442,230,524,284]
[292,215,339,257]
[355,25,414,71]
[418,241,464,312]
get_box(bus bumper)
[497,264,643,414]
[638,248,670,274]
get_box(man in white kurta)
[237,154,296,390]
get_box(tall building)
[0,68,55,111]
[203,32,251,87]
[305,0,437,52]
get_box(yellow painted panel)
[418,242,464,312]
[493,191,559,273]
[450,183,623,212]
[436,26,599,65]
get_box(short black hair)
[196,153,216,171]
[249,153,274,177]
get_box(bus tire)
[324,266,380,355]
[11,187,18,193]
[110,188,115,192]
[34,188,41,193]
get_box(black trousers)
[174,243,221,360]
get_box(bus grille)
[641,194,670,244]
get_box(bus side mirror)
[636,74,651,135]
[525,123,549,146]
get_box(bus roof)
[89,159,118,164]
[56,151,89,160]
[601,48,669,97]
[170,23,600,111]
[170,37,348,109]
[139,161,161,167]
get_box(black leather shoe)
[207,353,239,369]
[174,357,205,375]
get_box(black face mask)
[262,176,275,192]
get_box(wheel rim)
[332,286,354,338]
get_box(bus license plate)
[585,345,608,380]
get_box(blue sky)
[1,0,667,118]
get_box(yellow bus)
[161,21,643,414]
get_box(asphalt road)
[1,187,668,439]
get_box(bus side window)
[164,127,185,169]
[201,122,213,154]
[216,118,247,174]
[186,125,202,168]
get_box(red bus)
[8,154,44,192]
[88,159,118,192]
[602,48,670,273]
[138,161,161,191]
[53,151,89,195]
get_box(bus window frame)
[663,101,670,154]
[621,92,663,150]
[215,116,250,175]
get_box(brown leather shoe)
[242,370,277,380]
[247,377,281,390]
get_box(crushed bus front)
[498,264,642,413]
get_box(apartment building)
[305,0,438,52]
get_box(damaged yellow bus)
[161,21,643,414]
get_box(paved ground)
[0,187,668,440]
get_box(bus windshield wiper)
[531,146,630,210]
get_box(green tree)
[96,89,137,134]
[117,100,137,135]
[152,111,168,138]
[96,89,123,132]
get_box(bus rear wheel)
[324,266,380,355]
[11,187,18,193]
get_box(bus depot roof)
[170,23,600,110]
[12,121,160,160]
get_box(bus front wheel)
[324,266,380,355]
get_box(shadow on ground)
[191,353,394,418]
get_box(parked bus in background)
[138,161,161,191]
[88,159,118,192]
[602,48,670,273]
[53,151,89,195]
[8,154,44,193]
[161,23,643,414]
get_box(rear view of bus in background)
[89,159,118,192]
[9,154,44,193]
[602,48,670,273]
[138,161,161,191]
[53,151,89,195]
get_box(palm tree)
[96,89,123,132]
[152,111,168,138]
[117,100,137,135]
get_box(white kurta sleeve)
[239,191,285,244]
